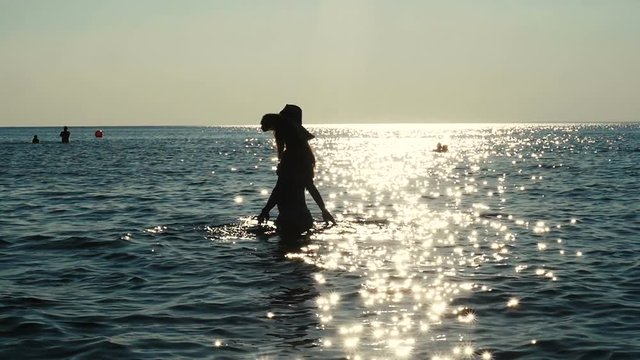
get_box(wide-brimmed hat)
[279,104,302,125]
[279,104,314,141]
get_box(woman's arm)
[306,180,336,224]
[258,178,281,224]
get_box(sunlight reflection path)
[285,125,579,359]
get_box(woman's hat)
[279,104,314,140]
[279,104,302,125]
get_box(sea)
[1,123,639,360]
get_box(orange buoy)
[95,130,104,138]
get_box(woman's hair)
[279,140,315,180]
[262,113,316,178]
[261,113,285,159]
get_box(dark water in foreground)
[1,124,639,359]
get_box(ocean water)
[1,123,639,360]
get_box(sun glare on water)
[280,124,575,358]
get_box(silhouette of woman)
[258,105,335,238]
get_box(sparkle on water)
[274,124,590,358]
[1,124,635,360]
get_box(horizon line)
[1,120,638,128]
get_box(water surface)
[1,124,639,359]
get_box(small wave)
[203,219,276,240]
[478,212,510,219]
[338,217,389,226]
[2,337,133,360]
[167,301,255,315]
[101,251,141,262]
[28,236,131,250]
[16,234,55,242]
[0,295,60,308]
[0,317,65,337]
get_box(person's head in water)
[32,135,39,143]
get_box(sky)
[0,0,639,126]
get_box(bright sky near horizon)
[0,0,638,126]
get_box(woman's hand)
[257,209,270,224]
[321,209,336,225]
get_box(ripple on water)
[1,124,639,359]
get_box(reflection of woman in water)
[258,105,335,238]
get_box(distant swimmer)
[60,126,70,143]
[32,135,40,144]
[434,142,448,153]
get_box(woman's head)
[261,113,280,132]
[260,112,316,173]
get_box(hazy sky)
[1,0,638,126]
